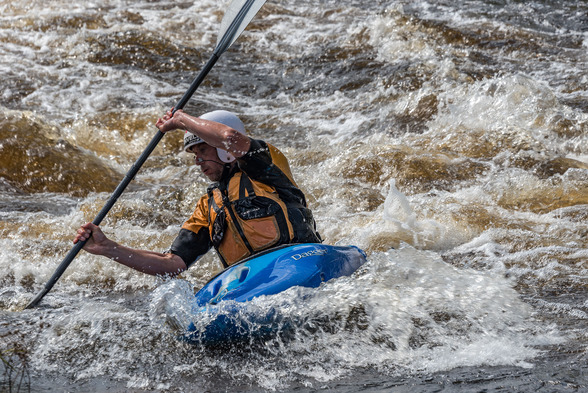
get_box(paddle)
[25,0,266,309]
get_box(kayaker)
[73,109,322,276]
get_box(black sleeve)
[237,139,293,188]
[169,227,211,268]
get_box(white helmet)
[183,110,246,163]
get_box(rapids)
[1,0,586,391]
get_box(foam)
[1,0,585,390]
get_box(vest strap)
[217,183,255,256]
[238,172,255,199]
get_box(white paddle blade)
[215,0,266,54]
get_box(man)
[74,109,321,276]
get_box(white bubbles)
[368,6,438,64]
[1,0,586,390]
[135,243,561,390]
[150,279,196,332]
[345,179,451,252]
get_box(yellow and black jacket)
[170,139,321,268]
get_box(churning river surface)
[1,0,587,391]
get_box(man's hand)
[74,222,110,255]
[156,108,182,133]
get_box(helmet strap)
[220,162,235,180]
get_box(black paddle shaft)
[25,0,267,309]
[25,53,221,309]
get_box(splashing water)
[1,0,586,391]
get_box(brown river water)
[1,0,586,391]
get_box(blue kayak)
[183,243,367,344]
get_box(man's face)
[189,143,225,182]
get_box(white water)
[1,0,586,391]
